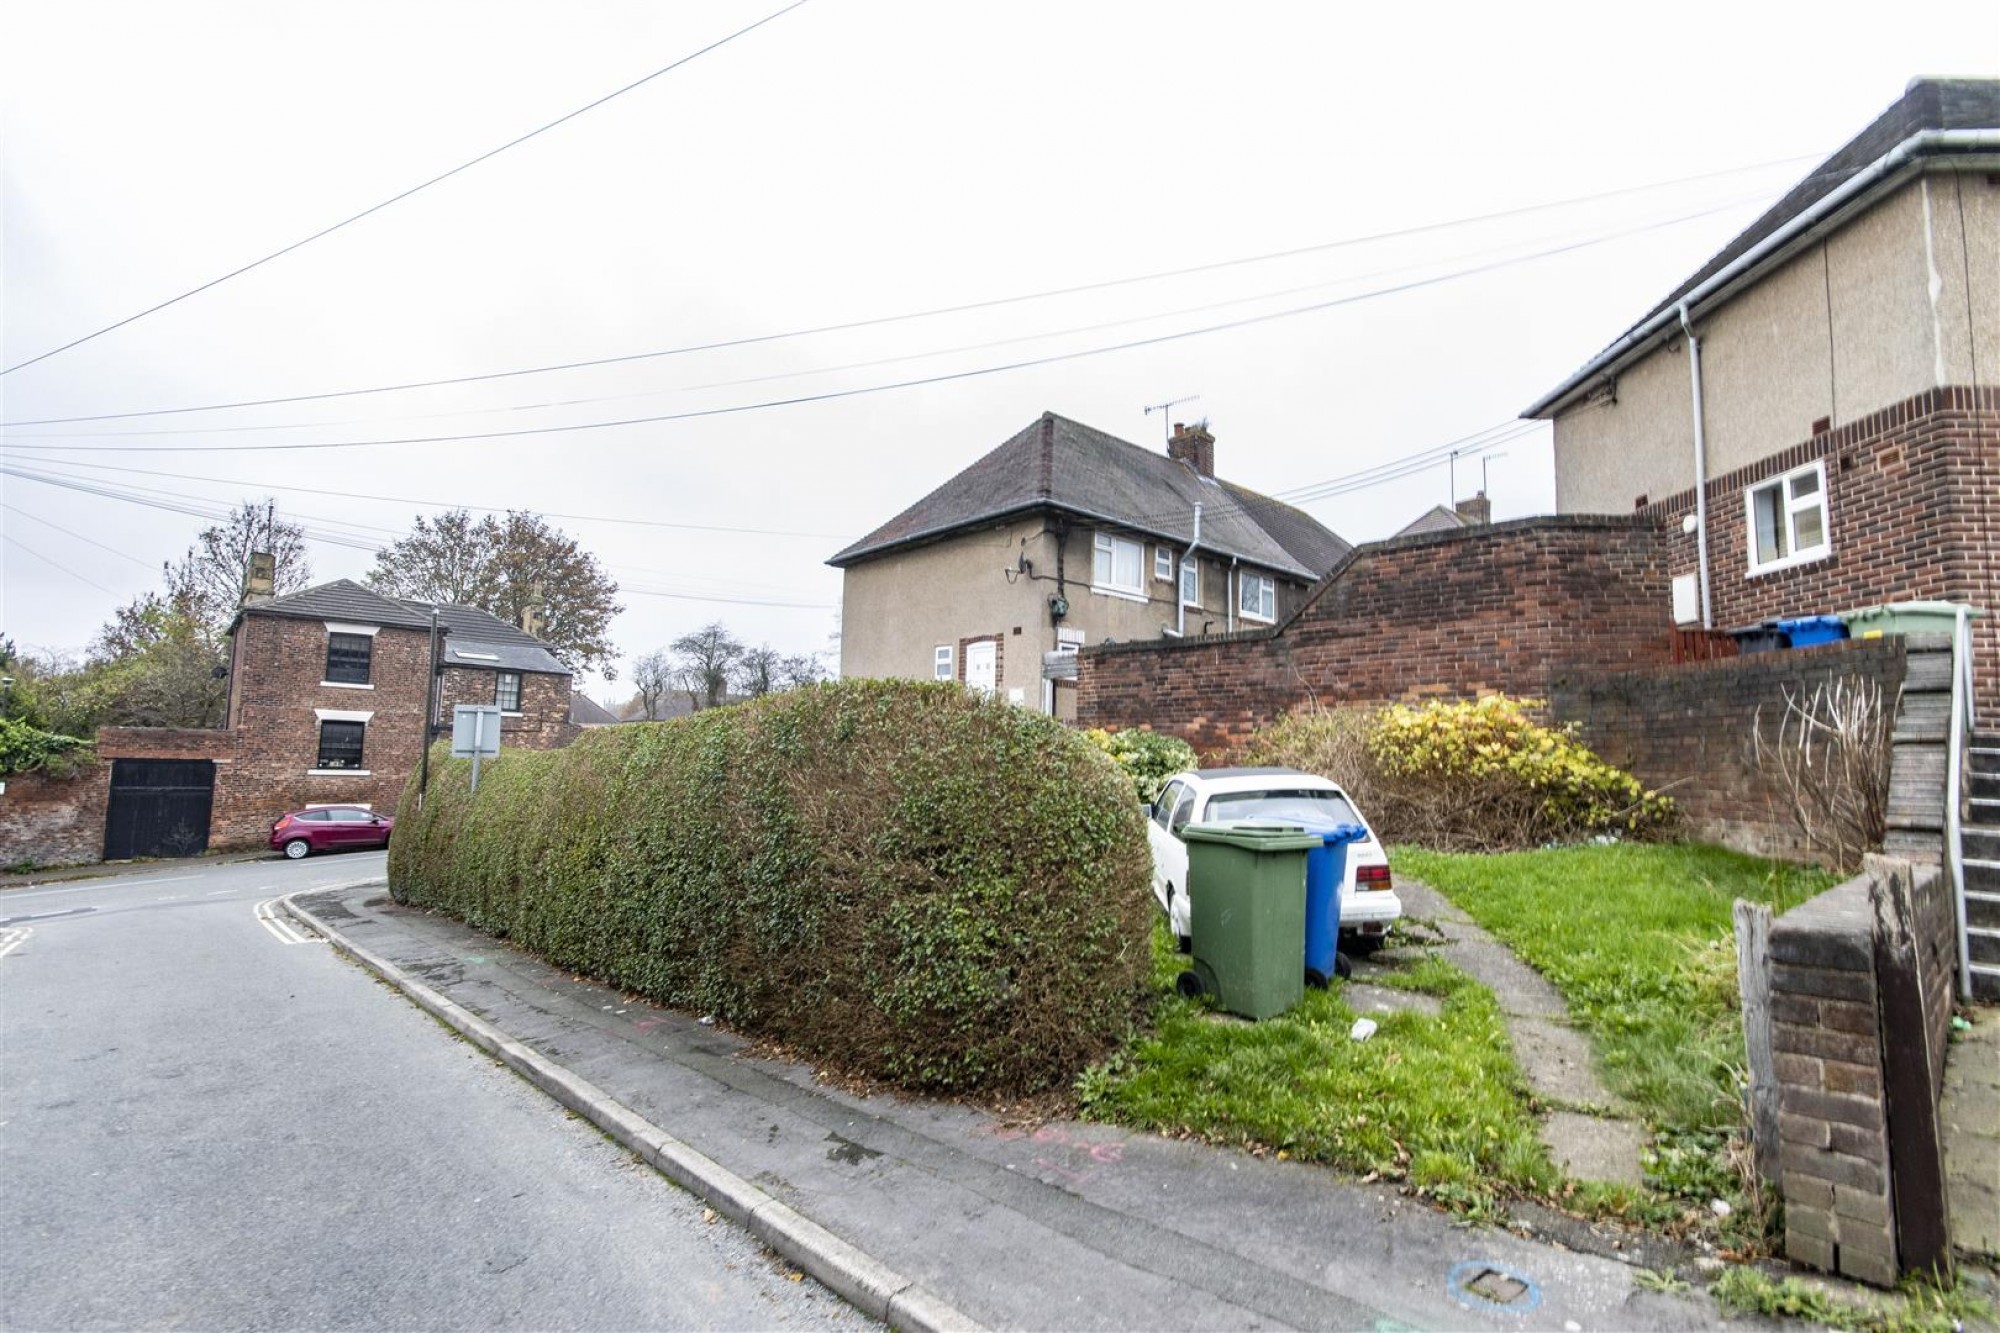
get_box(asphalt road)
[0,852,874,1331]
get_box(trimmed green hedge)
[390,680,1156,1095]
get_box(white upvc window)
[933,644,954,680]
[1179,557,1200,607]
[1745,460,1831,574]
[1092,531,1145,599]
[1154,546,1174,581]
[1238,572,1276,622]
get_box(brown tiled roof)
[826,412,1349,580]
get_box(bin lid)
[1291,819,1368,846]
[1773,615,1844,632]
[1181,820,1323,852]
[1841,600,1985,620]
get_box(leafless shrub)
[1751,676,1891,871]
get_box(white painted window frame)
[1744,458,1831,576]
[1092,531,1146,600]
[1179,558,1200,608]
[1153,545,1174,582]
[933,644,954,680]
[1238,572,1276,623]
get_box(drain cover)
[1448,1259,1542,1313]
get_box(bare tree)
[734,645,784,698]
[1752,677,1892,871]
[631,649,676,720]
[672,622,742,711]
[167,500,311,637]
[780,652,828,689]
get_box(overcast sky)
[4,1,1995,701]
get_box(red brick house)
[2,579,577,866]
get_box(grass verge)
[1710,1265,1993,1333]
[1078,924,1554,1211]
[1392,842,1838,1132]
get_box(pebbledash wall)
[1076,515,1674,753]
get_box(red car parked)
[270,806,393,859]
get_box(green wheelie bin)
[1175,822,1319,1020]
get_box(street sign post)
[451,704,502,792]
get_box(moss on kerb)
[387,679,1156,1096]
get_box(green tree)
[368,510,621,677]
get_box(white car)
[1144,767,1402,954]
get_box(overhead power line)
[0,194,1772,458]
[9,454,854,540]
[2,502,160,570]
[2,465,839,611]
[11,189,1781,445]
[0,0,814,380]
[0,153,1816,428]
[3,533,121,597]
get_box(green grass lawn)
[1393,842,1838,1133]
[1078,924,1555,1207]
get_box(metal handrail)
[1946,605,1973,998]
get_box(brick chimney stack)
[1167,420,1215,478]
[1455,492,1492,526]
[241,550,276,605]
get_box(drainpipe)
[1177,504,1203,637]
[1227,556,1238,633]
[418,605,441,807]
[1678,302,1714,631]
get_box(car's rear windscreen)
[1205,790,1363,829]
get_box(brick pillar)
[1768,878,1898,1286]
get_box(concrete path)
[1942,1004,2000,1258]
[1358,878,1647,1187]
[293,882,1727,1332]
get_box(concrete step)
[1971,927,2000,967]
[1885,828,1944,861]
[1974,964,2000,1003]
[1965,828,2000,863]
[1967,857,2000,892]
[1973,746,2000,778]
[1893,693,1949,742]
[1888,744,1947,827]
[1973,773,2000,802]
[1968,891,2000,930]
[1902,650,1954,692]
[1971,796,2000,828]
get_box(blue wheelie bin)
[1301,823,1367,988]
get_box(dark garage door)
[104,760,216,860]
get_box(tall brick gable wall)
[1076,516,1675,754]
[1646,387,2000,718]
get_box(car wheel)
[282,838,310,860]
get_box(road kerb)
[282,888,985,1333]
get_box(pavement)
[0,847,274,890]
[1365,879,1646,1187]
[1943,1003,2000,1259]
[0,851,866,1331]
[286,880,1731,1332]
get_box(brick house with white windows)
[1525,77,1998,717]
[828,412,1350,717]
[0,579,578,866]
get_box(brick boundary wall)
[1766,862,1956,1286]
[0,763,111,869]
[1076,515,1674,755]
[1551,637,1909,862]
[1643,386,1999,721]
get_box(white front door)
[965,640,997,696]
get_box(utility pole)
[418,605,440,808]
[1143,395,1201,442]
